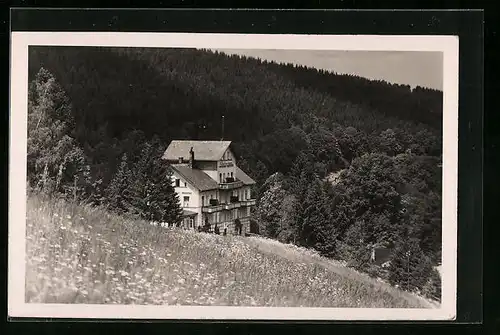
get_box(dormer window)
[175,179,180,187]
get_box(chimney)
[189,147,195,169]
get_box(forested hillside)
[27,46,443,301]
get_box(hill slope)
[26,194,434,308]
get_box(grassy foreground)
[25,194,433,308]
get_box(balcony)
[224,202,241,210]
[202,202,240,213]
[202,204,224,213]
[218,179,244,190]
[202,201,244,213]
[241,199,256,207]
[202,198,256,214]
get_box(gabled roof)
[163,140,232,162]
[170,164,219,191]
[235,166,256,185]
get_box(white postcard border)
[9,32,459,320]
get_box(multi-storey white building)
[163,140,256,234]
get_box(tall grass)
[25,193,431,308]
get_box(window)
[175,179,180,187]
[220,173,222,182]
[183,196,189,207]
[202,196,205,206]
[247,189,251,199]
[184,181,187,187]
[230,172,233,178]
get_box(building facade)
[163,140,256,235]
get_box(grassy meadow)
[25,193,435,308]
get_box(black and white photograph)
[9,32,458,320]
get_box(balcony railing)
[241,199,256,206]
[202,198,257,213]
[218,180,244,190]
[224,202,241,210]
[202,204,224,213]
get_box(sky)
[212,49,443,91]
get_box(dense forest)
[27,46,443,301]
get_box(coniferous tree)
[148,153,183,226]
[106,153,133,213]
[276,194,299,243]
[256,173,288,238]
[422,268,442,301]
[122,144,151,219]
[122,141,183,225]
[332,153,406,261]
[388,238,434,292]
[295,179,337,255]
[27,67,85,196]
[287,150,317,199]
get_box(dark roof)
[170,164,219,191]
[235,166,256,185]
[163,140,232,162]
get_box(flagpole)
[221,115,225,141]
